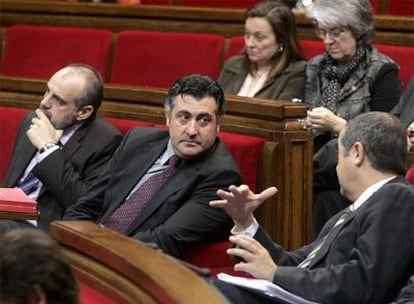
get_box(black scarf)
[320,42,366,113]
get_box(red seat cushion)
[110,30,225,88]
[0,107,30,182]
[1,25,113,80]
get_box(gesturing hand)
[26,109,64,149]
[227,234,277,281]
[210,185,277,229]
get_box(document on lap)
[0,188,38,214]
[217,273,320,304]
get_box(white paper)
[217,273,320,304]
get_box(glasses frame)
[314,27,348,40]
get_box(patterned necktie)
[103,155,181,234]
[18,171,40,195]
[298,207,352,268]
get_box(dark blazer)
[218,55,306,101]
[64,127,243,257]
[2,112,122,231]
[255,177,414,304]
[392,76,414,127]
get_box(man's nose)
[186,120,199,136]
[40,95,52,109]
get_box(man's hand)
[26,109,63,149]
[307,107,346,134]
[227,234,277,281]
[210,185,277,229]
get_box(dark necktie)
[18,171,40,195]
[103,155,181,234]
[298,207,352,268]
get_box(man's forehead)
[173,95,218,112]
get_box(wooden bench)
[50,220,228,303]
[0,75,313,250]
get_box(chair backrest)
[0,107,30,182]
[179,0,261,8]
[110,30,225,88]
[1,25,113,80]
[374,43,414,89]
[104,117,155,135]
[225,36,245,60]
[299,39,326,60]
[387,0,414,16]
[218,132,265,192]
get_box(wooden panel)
[50,221,227,304]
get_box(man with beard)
[0,63,122,233]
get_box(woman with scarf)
[304,0,403,235]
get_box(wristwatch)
[39,143,57,154]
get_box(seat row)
[1,24,413,91]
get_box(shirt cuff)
[35,145,60,163]
[231,217,259,237]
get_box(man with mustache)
[64,74,242,258]
[0,64,122,233]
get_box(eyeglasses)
[314,27,347,40]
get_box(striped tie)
[103,155,181,234]
[18,171,40,195]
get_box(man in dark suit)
[210,112,414,303]
[1,64,122,232]
[64,74,243,258]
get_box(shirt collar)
[352,176,396,211]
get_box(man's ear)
[353,141,365,166]
[27,285,47,304]
[76,105,93,121]
[165,110,170,127]
[216,116,222,132]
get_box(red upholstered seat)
[374,44,414,89]
[104,117,154,135]
[218,132,265,192]
[300,40,326,60]
[0,107,30,182]
[79,282,116,304]
[110,30,225,88]
[180,0,261,8]
[387,0,414,16]
[225,36,245,61]
[1,25,113,80]
[407,166,414,185]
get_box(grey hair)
[311,0,375,46]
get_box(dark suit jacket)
[64,127,243,257]
[392,76,414,127]
[255,176,414,304]
[1,112,122,231]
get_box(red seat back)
[387,0,414,16]
[0,107,30,182]
[110,30,225,88]
[1,25,113,80]
[300,39,326,60]
[180,0,260,8]
[104,117,154,135]
[407,166,414,185]
[225,36,245,60]
[374,44,414,89]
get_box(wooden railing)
[50,220,228,303]
[0,75,313,250]
[0,0,413,46]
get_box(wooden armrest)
[50,221,228,304]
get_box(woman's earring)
[278,44,284,52]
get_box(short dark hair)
[67,63,104,121]
[165,74,226,118]
[341,112,408,175]
[0,229,79,304]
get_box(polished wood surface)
[0,211,39,220]
[50,221,228,304]
[0,75,313,249]
[0,0,413,46]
